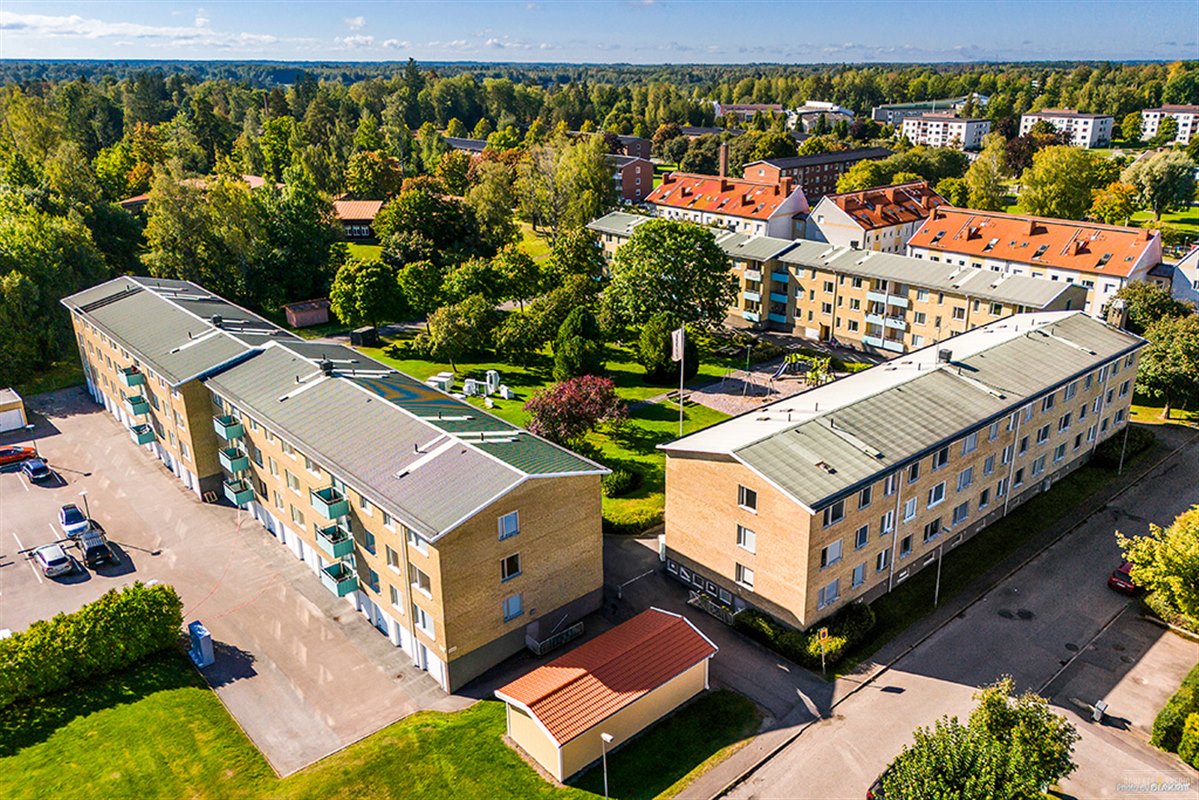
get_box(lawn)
[518,222,552,261]
[346,242,383,261]
[1130,402,1199,425]
[1129,208,1199,235]
[357,335,733,529]
[0,652,755,800]
[15,359,83,397]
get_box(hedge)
[602,507,663,536]
[601,467,643,498]
[0,582,183,709]
[1091,424,1155,469]
[734,602,875,672]
[1151,664,1199,754]
[1179,713,1199,769]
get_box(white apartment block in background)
[1140,105,1199,143]
[1019,109,1114,148]
[1172,246,1199,307]
[901,114,991,150]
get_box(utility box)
[188,620,214,668]
[1092,700,1108,722]
[350,326,379,347]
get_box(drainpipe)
[1089,361,1115,460]
[1002,405,1025,517]
[886,476,905,593]
[395,519,422,669]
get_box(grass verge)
[15,359,83,397]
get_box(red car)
[0,445,36,466]
[1107,561,1138,594]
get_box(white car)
[59,504,90,538]
[33,543,74,577]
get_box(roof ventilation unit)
[937,348,953,364]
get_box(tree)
[547,227,606,281]
[425,293,495,369]
[1089,181,1139,226]
[1121,111,1143,143]
[328,258,402,329]
[1118,506,1199,620]
[553,307,605,380]
[444,117,467,138]
[1111,281,1193,335]
[606,219,736,328]
[637,313,699,384]
[396,260,444,317]
[964,133,1008,211]
[493,245,542,310]
[373,186,491,264]
[517,134,616,243]
[936,176,970,207]
[435,150,472,196]
[1136,314,1199,419]
[1151,115,1179,147]
[523,375,626,446]
[464,158,518,249]
[750,131,798,161]
[1121,150,1196,220]
[442,256,505,305]
[651,122,683,158]
[344,150,404,198]
[1018,146,1116,221]
[493,311,543,366]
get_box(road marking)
[12,532,42,584]
[18,478,28,492]
[1039,604,1129,695]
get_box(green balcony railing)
[316,523,354,559]
[118,366,145,388]
[129,423,156,446]
[213,415,244,441]
[124,394,150,416]
[218,446,250,473]
[311,486,349,519]
[223,478,254,506]
[321,562,358,597]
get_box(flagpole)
[679,339,685,438]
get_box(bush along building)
[660,312,1143,631]
[63,276,607,692]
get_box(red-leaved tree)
[523,376,627,446]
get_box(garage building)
[0,389,28,433]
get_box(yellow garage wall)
[507,703,566,781]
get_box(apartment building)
[713,102,784,122]
[1019,109,1114,148]
[587,211,652,261]
[803,181,947,253]
[906,208,1163,315]
[791,101,855,133]
[661,312,1143,630]
[1140,105,1199,144]
[871,94,989,126]
[608,155,654,201]
[63,276,607,692]
[741,147,892,203]
[1171,246,1199,307]
[644,172,808,238]
[901,114,991,150]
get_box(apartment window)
[1058,413,1072,432]
[1119,380,1130,398]
[1054,443,1067,463]
[735,563,755,590]
[285,469,300,494]
[912,335,925,347]
[281,441,296,458]
[500,553,522,582]
[358,495,373,516]
[997,477,1009,498]
[988,421,1000,442]
[409,563,432,597]
[903,497,918,522]
[250,444,263,468]
[1014,468,1025,487]
[883,473,899,496]
[961,432,978,456]
[916,288,929,302]
[820,539,843,568]
[1116,409,1126,425]
[1036,424,1050,444]
[1078,403,1088,421]
[503,594,524,622]
[389,585,404,612]
[876,549,891,572]
[1074,433,1083,450]
[273,490,284,511]
[362,530,376,555]
[1064,381,1078,400]
[983,454,996,476]
[407,528,429,555]
[951,502,969,526]
[912,311,927,325]
[738,485,758,511]
[817,579,840,610]
[736,525,757,553]
[859,486,873,509]
[823,280,834,293]
[1031,455,1046,477]
[927,482,946,508]
[923,517,942,542]
[303,455,320,476]
[852,563,867,589]
[1041,394,1056,412]
[385,545,400,572]
[1019,436,1029,455]
[290,504,304,528]
[498,511,520,540]
[855,525,869,549]
[979,488,991,510]
[382,511,396,531]
[1022,404,1034,423]
[822,500,845,527]
[951,306,966,321]
[180,442,191,461]
[931,447,949,470]
[908,462,921,483]
[1087,424,1097,443]
[900,535,913,558]
[990,302,1003,316]
[880,509,895,534]
[821,302,833,314]
[956,467,974,492]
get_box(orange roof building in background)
[645,172,809,239]
[495,607,717,782]
[332,198,386,242]
[906,207,1162,314]
[805,180,947,254]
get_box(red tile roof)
[495,608,717,745]
[646,173,802,221]
[822,181,946,231]
[332,199,385,221]
[908,208,1159,278]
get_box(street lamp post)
[600,732,614,799]
[933,540,945,607]
[79,490,91,520]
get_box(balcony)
[768,312,789,324]
[316,523,354,559]
[769,291,789,304]
[863,335,884,348]
[884,317,908,331]
[887,295,910,309]
[223,478,254,506]
[742,310,761,323]
[865,312,885,326]
[213,415,244,441]
[771,271,789,284]
[743,269,762,282]
[866,290,888,304]
[311,486,349,519]
[123,394,150,417]
[118,367,145,389]
[742,290,761,303]
[218,446,250,473]
[321,562,358,597]
[129,424,156,446]
[883,339,905,352]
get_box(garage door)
[0,408,25,433]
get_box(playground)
[687,351,865,416]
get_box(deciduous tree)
[1118,506,1199,620]
[1018,145,1116,221]
[524,375,626,446]
[1135,313,1199,419]
[328,258,401,329]
[1121,150,1196,220]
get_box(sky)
[0,1,1196,64]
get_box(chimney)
[885,187,898,204]
[718,142,728,178]
[781,176,794,196]
[1072,239,1087,255]
[211,314,223,329]
[720,178,731,192]
[1027,219,1037,236]
[319,357,334,376]
[937,348,953,364]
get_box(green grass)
[1130,402,1199,424]
[572,690,760,800]
[15,359,84,397]
[0,652,754,800]
[518,223,552,261]
[1129,208,1199,235]
[346,242,383,261]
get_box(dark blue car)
[20,458,52,483]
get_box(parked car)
[867,769,888,799]
[20,458,52,483]
[1107,561,1139,594]
[33,543,74,577]
[0,445,36,466]
[79,530,115,569]
[59,504,90,539]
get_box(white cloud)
[335,34,374,48]
[345,15,365,30]
[195,8,210,27]
[0,11,276,49]
[382,39,409,49]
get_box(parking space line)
[18,478,29,492]
[12,532,42,584]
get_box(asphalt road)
[725,425,1199,800]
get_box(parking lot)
[0,387,470,776]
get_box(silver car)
[33,543,74,577]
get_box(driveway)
[0,388,468,776]
[718,424,1199,799]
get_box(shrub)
[638,312,699,385]
[1092,425,1155,468]
[0,582,182,709]
[1179,713,1199,768]
[602,507,663,536]
[601,468,642,498]
[844,361,873,373]
[1151,685,1196,751]
[803,633,848,666]
[732,603,875,672]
